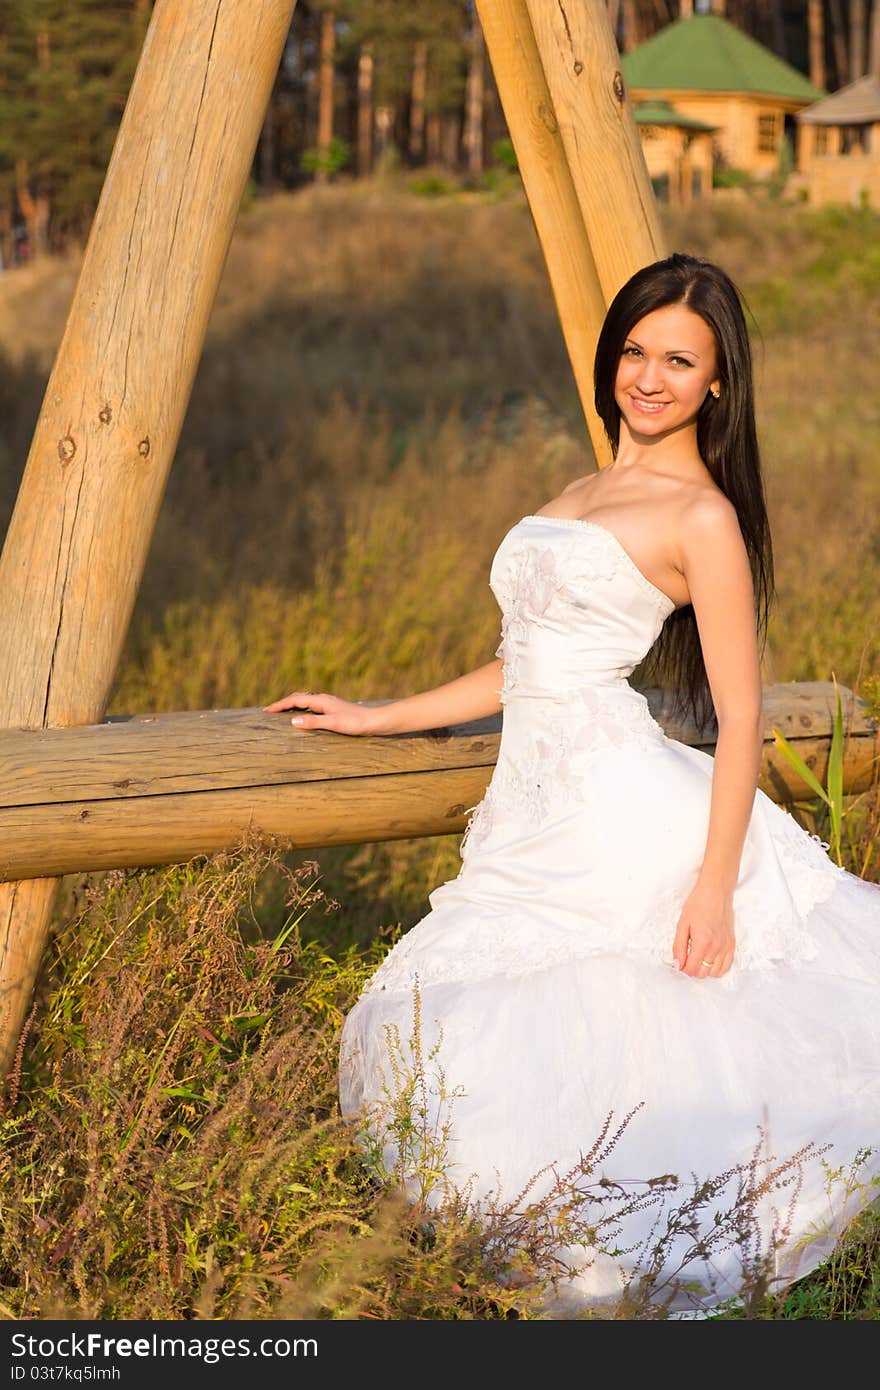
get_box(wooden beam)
[523,0,665,301]
[0,0,298,1080]
[474,0,611,464]
[0,684,875,881]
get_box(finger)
[686,945,715,979]
[265,692,326,714]
[262,692,312,712]
[672,918,689,971]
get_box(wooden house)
[794,75,880,209]
[633,99,717,204]
[622,13,824,182]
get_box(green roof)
[634,99,717,132]
[622,15,825,104]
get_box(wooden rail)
[1,682,875,881]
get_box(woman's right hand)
[262,690,380,736]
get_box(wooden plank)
[0,683,875,881]
[0,768,490,880]
[0,683,873,810]
[0,731,875,883]
[0,706,500,808]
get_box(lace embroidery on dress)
[768,810,848,918]
[494,543,565,702]
[460,685,667,862]
[362,843,852,1001]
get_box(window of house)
[814,125,828,155]
[757,113,778,153]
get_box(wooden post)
[474,0,612,466]
[0,0,298,1081]
[523,0,665,303]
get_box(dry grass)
[0,182,878,1317]
[3,840,874,1321]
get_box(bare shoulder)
[679,485,743,549]
[558,471,599,498]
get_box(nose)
[634,361,665,394]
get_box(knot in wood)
[538,100,559,135]
[138,435,151,459]
[99,404,112,425]
[58,435,76,465]
[612,70,626,104]
[573,61,583,76]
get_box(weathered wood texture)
[523,0,665,300]
[0,0,298,1078]
[1,684,875,880]
[475,0,611,464]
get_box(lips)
[629,396,671,414]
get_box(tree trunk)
[15,159,50,259]
[620,0,640,50]
[463,16,485,176]
[679,0,693,17]
[769,0,787,59]
[852,0,867,79]
[808,0,825,90]
[357,43,374,176]
[440,111,461,169]
[316,8,335,183]
[828,0,849,86]
[259,97,276,193]
[409,39,428,161]
[870,0,880,77]
[606,0,622,39]
[0,0,298,1085]
[375,105,394,163]
[426,111,442,163]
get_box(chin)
[621,410,675,436]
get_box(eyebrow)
[625,337,701,359]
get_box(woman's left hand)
[672,882,736,979]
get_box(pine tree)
[338,1,469,168]
[0,0,146,257]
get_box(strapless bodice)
[489,514,676,699]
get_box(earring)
[711,387,720,398]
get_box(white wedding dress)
[338,514,880,1316]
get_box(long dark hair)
[593,252,774,735]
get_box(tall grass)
[0,184,878,1317]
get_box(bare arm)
[263,656,504,735]
[672,498,765,978]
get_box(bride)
[265,253,880,1316]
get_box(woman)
[265,254,880,1316]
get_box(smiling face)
[613,303,721,443]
